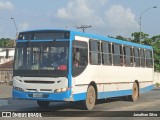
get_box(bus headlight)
[54,88,67,93]
[61,88,67,92]
[13,86,24,92]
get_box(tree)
[0,38,15,48]
[131,32,149,44]
[112,32,160,72]
[116,35,128,41]
[151,35,160,72]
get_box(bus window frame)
[123,45,132,67]
[89,39,101,65]
[140,48,146,67]
[133,47,141,67]
[101,41,112,65]
[112,43,121,66]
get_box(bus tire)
[37,101,50,108]
[128,82,139,102]
[84,85,96,110]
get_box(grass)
[155,83,160,88]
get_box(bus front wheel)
[37,101,50,108]
[84,85,96,110]
[128,82,139,102]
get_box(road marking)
[108,99,160,111]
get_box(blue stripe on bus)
[98,89,132,99]
[139,84,154,93]
[12,85,154,101]
[12,89,71,101]
[71,31,152,50]
[67,32,75,96]
[73,84,154,101]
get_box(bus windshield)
[14,41,69,77]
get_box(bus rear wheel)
[84,85,96,110]
[128,82,139,102]
[37,101,50,108]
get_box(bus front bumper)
[12,89,73,101]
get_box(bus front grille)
[40,89,53,92]
[24,80,55,84]
[26,89,53,92]
[26,89,37,92]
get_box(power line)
[0,17,10,22]
[75,25,92,32]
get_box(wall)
[154,72,160,84]
[0,48,15,64]
[0,69,12,84]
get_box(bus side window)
[101,42,112,65]
[89,40,101,65]
[140,49,145,67]
[73,48,80,66]
[72,41,88,77]
[124,46,132,66]
[134,48,140,67]
[113,44,121,66]
[120,45,124,66]
[145,50,153,68]
[130,47,134,66]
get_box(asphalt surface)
[0,85,160,119]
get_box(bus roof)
[19,29,153,50]
[71,30,153,50]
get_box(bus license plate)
[33,93,43,98]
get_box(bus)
[12,29,154,110]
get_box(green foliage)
[0,38,15,48]
[116,32,160,72]
[116,35,128,41]
[152,36,160,72]
[155,83,160,88]
[131,32,149,43]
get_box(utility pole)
[75,25,92,32]
[139,6,157,44]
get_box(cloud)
[57,0,106,26]
[57,0,93,19]
[56,0,138,37]
[105,4,139,35]
[19,22,30,31]
[0,1,14,10]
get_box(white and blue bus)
[12,29,154,110]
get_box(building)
[0,48,14,84]
[0,48,14,65]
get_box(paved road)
[0,87,160,119]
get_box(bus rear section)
[70,33,154,110]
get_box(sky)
[0,0,160,39]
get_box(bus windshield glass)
[14,41,69,77]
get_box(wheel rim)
[86,86,96,110]
[132,83,138,101]
[88,88,95,104]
